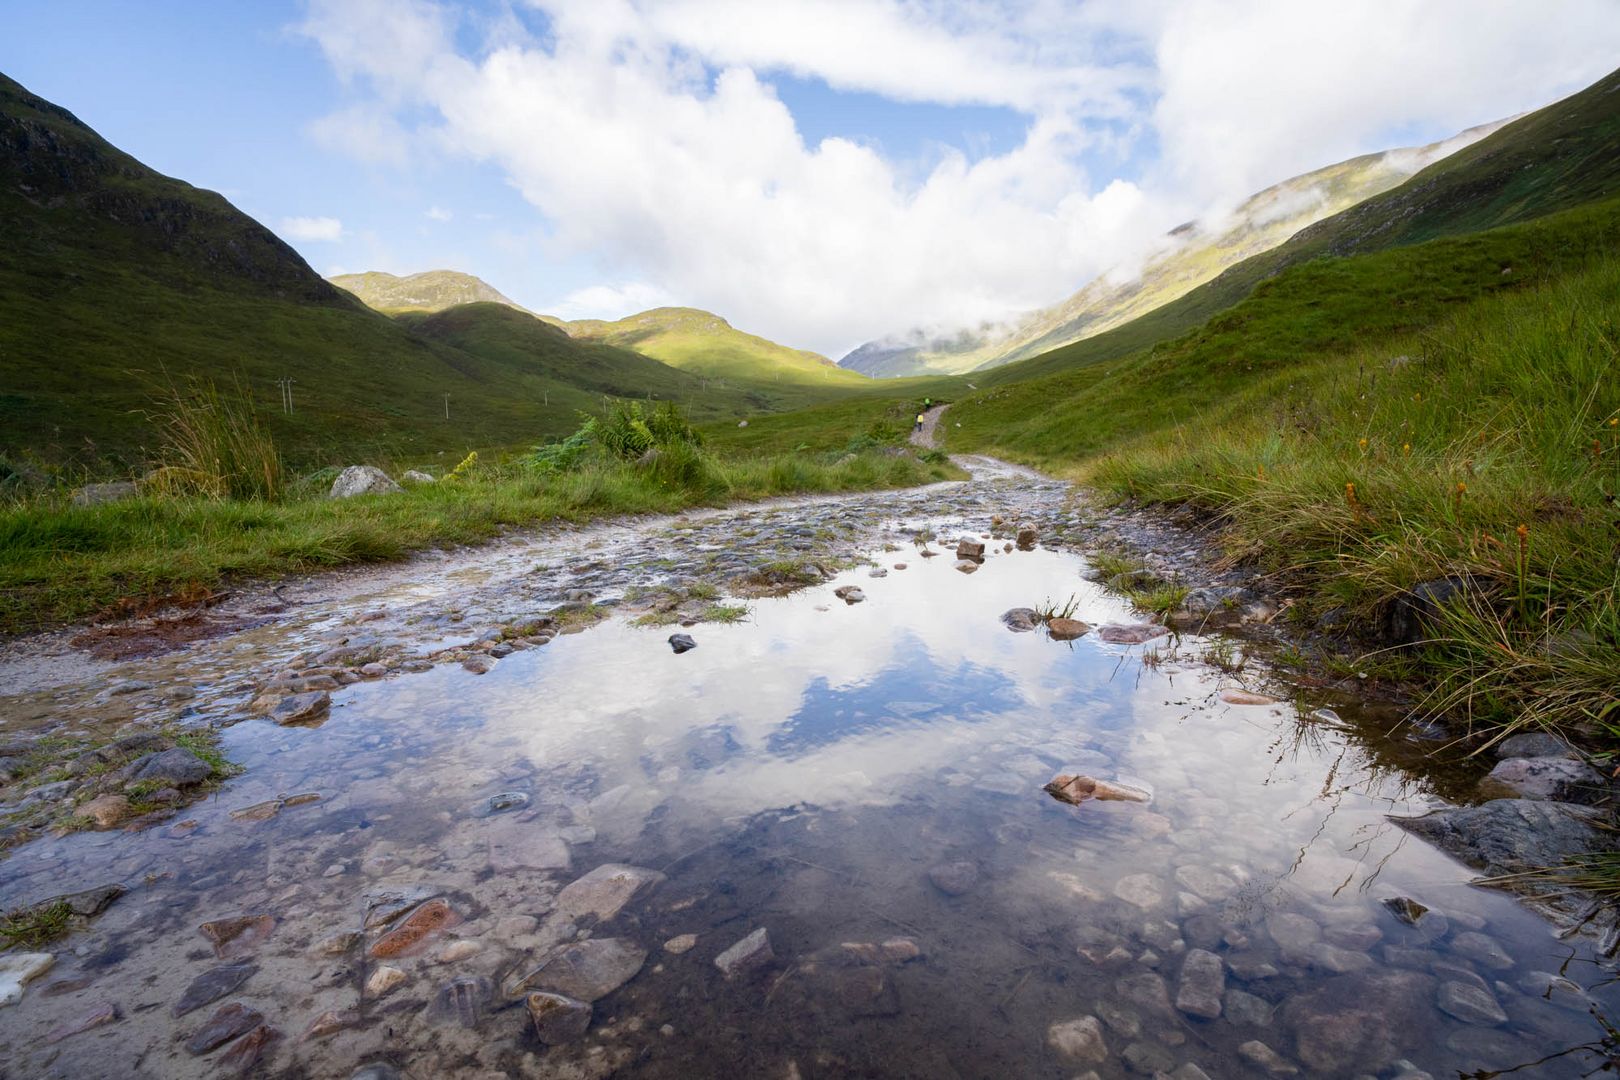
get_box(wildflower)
[1401,442,1411,456]
[1357,438,1369,452]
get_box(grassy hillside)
[329,269,530,315]
[981,64,1620,388]
[842,121,1504,379]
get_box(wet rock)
[668,634,697,654]
[359,662,388,678]
[363,886,439,929]
[230,799,284,822]
[1225,988,1275,1026]
[0,952,55,1006]
[953,560,979,574]
[302,1009,358,1041]
[1450,931,1514,971]
[1478,756,1606,803]
[47,1001,121,1043]
[1494,732,1576,759]
[1307,942,1372,974]
[365,965,407,996]
[1170,1065,1213,1080]
[426,976,493,1028]
[482,815,571,872]
[1122,1040,1175,1074]
[1238,1040,1298,1076]
[437,939,481,963]
[1390,799,1602,879]
[462,655,496,674]
[1266,912,1321,958]
[1283,969,1433,1074]
[478,791,530,817]
[1437,980,1508,1025]
[956,539,985,561]
[47,882,125,917]
[270,690,331,726]
[1174,865,1235,900]
[330,465,402,498]
[1113,874,1166,910]
[220,1023,278,1071]
[79,793,129,828]
[868,567,887,578]
[173,961,257,1017]
[1175,949,1224,1019]
[664,933,698,955]
[1383,576,1469,644]
[1380,896,1429,926]
[1016,525,1038,548]
[369,898,459,959]
[1096,624,1169,645]
[1218,689,1277,706]
[199,915,275,959]
[1324,924,1382,951]
[509,937,648,1001]
[557,863,665,922]
[1046,1015,1107,1065]
[1518,971,1595,1011]
[1047,618,1089,640]
[927,861,980,896]
[833,586,866,604]
[1000,608,1038,633]
[716,927,774,978]
[1114,972,1173,1014]
[350,1065,402,1080]
[314,930,361,956]
[528,991,592,1044]
[1046,774,1151,805]
[125,747,212,786]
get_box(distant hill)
[843,122,1505,379]
[0,73,763,466]
[329,269,530,315]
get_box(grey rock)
[833,586,866,604]
[1239,1040,1299,1076]
[270,691,331,726]
[1175,948,1224,1019]
[126,748,211,787]
[1123,1040,1175,1074]
[668,634,697,654]
[1266,912,1321,957]
[329,466,402,498]
[173,962,257,1017]
[953,559,979,574]
[1494,732,1577,759]
[185,1001,263,1054]
[508,938,646,1002]
[400,470,435,484]
[1114,972,1172,1014]
[1181,585,1251,614]
[1390,799,1602,879]
[350,1067,402,1080]
[527,991,591,1043]
[1437,980,1508,1025]
[1450,931,1514,971]
[478,791,530,817]
[41,883,125,917]
[1307,942,1372,974]
[1000,608,1038,633]
[426,976,492,1028]
[1046,1015,1108,1065]
[927,861,979,896]
[715,927,774,978]
[1170,1066,1213,1080]
[1225,988,1275,1026]
[72,481,138,507]
[1384,576,1470,644]
[1282,969,1433,1074]
[556,863,664,921]
[1479,757,1607,804]
[1096,624,1169,645]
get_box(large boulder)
[329,466,402,499]
[1478,757,1608,804]
[1390,799,1603,879]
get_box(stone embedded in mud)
[1045,774,1152,806]
[1218,689,1277,706]
[369,898,458,959]
[833,586,866,604]
[557,863,665,922]
[270,690,331,726]
[1478,756,1607,804]
[508,937,648,1002]
[1047,1015,1108,1064]
[79,793,129,828]
[45,883,124,918]
[199,915,276,959]
[1047,617,1089,640]
[1096,624,1169,645]
[927,860,980,897]
[46,1001,121,1043]
[0,952,55,1006]
[365,965,407,997]
[668,633,698,654]
[173,962,257,1017]
[426,976,494,1029]
[1000,608,1038,632]
[187,1003,264,1054]
[715,927,774,979]
[527,991,592,1044]
[953,559,980,574]
[125,747,212,786]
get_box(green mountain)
[0,73,748,466]
[843,121,1505,379]
[984,64,1620,389]
[329,269,530,315]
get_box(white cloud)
[279,215,345,242]
[297,0,1620,355]
[426,205,454,221]
[551,281,677,321]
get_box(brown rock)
[1047,618,1089,640]
[1045,774,1151,805]
[369,898,458,959]
[80,794,129,829]
[1096,624,1169,645]
[47,1002,121,1044]
[956,539,985,561]
[199,915,275,959]
[302,1009,358,1041]
[220,1024,278,1071]
[185,1002,264,1054]
[1219,689,1278,706]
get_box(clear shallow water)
[1,535,1615,1078]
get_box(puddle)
[1,487,1616,1078]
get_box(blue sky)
[5,1,1618,357]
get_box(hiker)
[923,397,932,410]
[915,411,925,432]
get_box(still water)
[1,530,1613,1078]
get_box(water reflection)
[1,542,1613,1078]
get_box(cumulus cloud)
[425,205,453,221]
[280,215,345,242]
[552,281,678,321]
[296,0,1620,355]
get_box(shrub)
[145,375,282,500]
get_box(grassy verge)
[0,446,955,636]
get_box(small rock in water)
[126,747,212,786]
[1449,931,1514,970]
[867,568,887,578]
[479,791,530,816]
[664,934,698,955]
[1478,756,1606,803]
[1238,1040,1299,1076]
[437,939,481,963]
[365,965,407,996]
[508,937,648,1002]
[314,931,361,956]
[1175,949,1225,1019]
[668,633,698,654]
[172,962,257,1017]
[953,560,980,574]
[557,863,665,921]
[199,915,275,959]
[270,691,331,726]
[1046,1015,1108,1064]
[1381,896,1429,926]
[1016,525,1038,548]
[79,794,129,829]
[302,1009,358,1041]
[1096,624,1170,645]
[1112,875,1166,911]
[714,927,774,978]
[1047,617,1089,640]
[0,952,56,1006]
[369,898,458,959]
[1045,774,1151,805]
[1436,980,1509,1025]
[834,586,866,604]
[47,883,125,917]
[425,976,493,1029]
[1219,689,1278,706]
[956,539,985,561]
[47,1001,121,1043]
[892,563,907,570]
[462,655,496,675]
[230,799,284,822]
[927,861,980,896]
[1000,608,1038,632]
[527,991,592,1044]
[220,1023,279,1071]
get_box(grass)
[700,603,750,624]
[0,900,72,950]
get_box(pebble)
[714,927,774,978]
[664,934,698,955]
[365,965,407,996]
[1239,1040,1299,1076]
[1047,1016,1108,1065]
[1047,617,1088,640]
[668,634,697,654]
[1175,949,1224,1019]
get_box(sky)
[4,1,1619,359]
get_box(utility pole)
[443,393,450,421]
[275,378,296,415]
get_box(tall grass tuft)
[145,375,282,501]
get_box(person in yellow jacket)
[915,411,925,432]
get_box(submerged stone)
[369,898,458,959]
[508,937,648,1002]
[186,1002,263,1054]
[173,962,257,1017]
[557,863,665,921]
[715,927,774,978]
[527,991,592,1044]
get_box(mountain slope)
[329,269,530,315]
[0,73,744,465]
[843,122,1504,379]
[980,64,1620,389]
